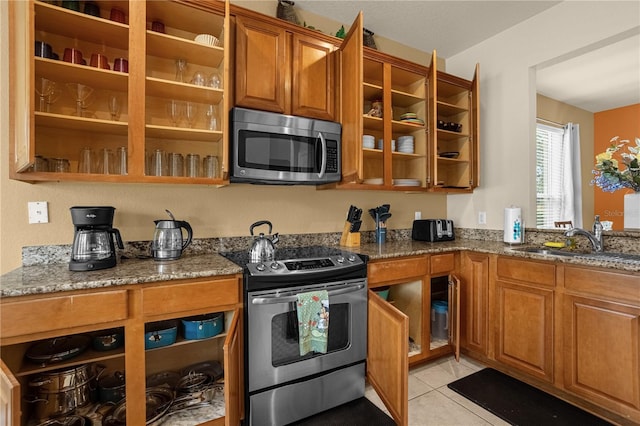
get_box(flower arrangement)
[592,136,640,192]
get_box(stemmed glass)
[46,87,62,113]
[185,102,198,128]
[35,78,56,112]
[205,104,218,131]
[166,100,184,127]
[66,83,94,118]
[108,94,121,121]
[175,59,187,83]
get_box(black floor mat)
[447,368,612,426]
[290,397,395,426]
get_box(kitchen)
[1,1,640,425]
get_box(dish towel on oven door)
[296,290,329,355]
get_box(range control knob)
[256,263,266,272]
[270,262,280,270]
[347,254,357,262]
[336,256,345,263]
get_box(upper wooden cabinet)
[234,15,336,120]
[9,0,230,184]
[338,14,480,192]
[428,52,480,192]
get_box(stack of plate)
[363,135,375,149]
[396,135,414,153]
[393,178,421,187]
[399,112,425,126]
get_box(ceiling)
[294,0,640,113]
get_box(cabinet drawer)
[1,290,128,338]
[497,257,556,287]
[142,277,240,317]
[368,256,428,285]
[430,253,455,275]
[564,266,640,303]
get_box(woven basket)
[277,0,299,25]
[363,28,377,49]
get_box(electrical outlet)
[478,211,486,225]
[28,201,49,224]
[414,211,422,220]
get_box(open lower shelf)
[35,58,129,92]
[15,347,125,377]
[146,124,223,142]
[146,77,223,104]
[145,332,228,353]
[146,30,224,67]
[35,112,128,135]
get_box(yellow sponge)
[544,241,566,248]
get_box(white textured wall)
[445,1,640,230]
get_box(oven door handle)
[251,284,365,305]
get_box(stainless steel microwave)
[230,107,341,185]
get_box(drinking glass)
[78,147,93,173]
[96,148,115,174]
[185,102,198,128]
[205,104,218,131]
[208,72,221,89]
[150,149,168,176]
[35,78,56,112]
[166,100,183,127]
[50,158,70,173]
[175,59,187,83]
[34,156,49,172]
[115,146,127,175]
[46,87,62,113]
[191,71,206,86]
[168,153,184,177]
[108,94,121,121]
[203,155,219,178]
[186,153,200,177]
[66,83,94,117]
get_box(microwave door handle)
[251,283,365,305]
[317,132,327,178]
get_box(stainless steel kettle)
[249,220,279,263]
[151,210,193,260]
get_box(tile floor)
[365,355,511,426]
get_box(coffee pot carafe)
[151,210,193,260]
[248,220,279,263]
[70,206,123,271]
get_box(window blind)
[536,122,566,228]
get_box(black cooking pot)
[92,328,124,351]
[98,371,126,403]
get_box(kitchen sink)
[510,247,640,265]
[509,247,580,257]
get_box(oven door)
[246,278,367,392]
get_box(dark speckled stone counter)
[2,229,638,298]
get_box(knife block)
[340,221,360,247]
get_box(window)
[536,122,566,228]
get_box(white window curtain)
[562,123,583,228]
[536,121,582,228]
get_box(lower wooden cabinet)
[494,256,555,382]
[0,276,243,426]
[561,266,640,422]
[459,251,489,357]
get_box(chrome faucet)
[564,215,604,252]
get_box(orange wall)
[594,104,640,229]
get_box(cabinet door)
[235,16,288,114]
[469,64,480,189]
[368,290,408,426]
[563,294,640,414]
[338,12,364,183]
[448,275,461,362]
[459,252,489,356]
[291,33,335,120]
[495,279,554,382]
[223,309,241,426]
[0,360,20,426]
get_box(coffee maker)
[70,206,124,271]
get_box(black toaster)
[412,219,455,242]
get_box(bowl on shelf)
[194,34,220,47]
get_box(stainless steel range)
[222,246,368,425]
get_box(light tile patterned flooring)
[365,355,511,426]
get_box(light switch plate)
[478,211,487,225]
[28,201,49,224]
[414,211,422,220]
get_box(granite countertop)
[1,238,638,298]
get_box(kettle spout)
[272,233,279,245]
